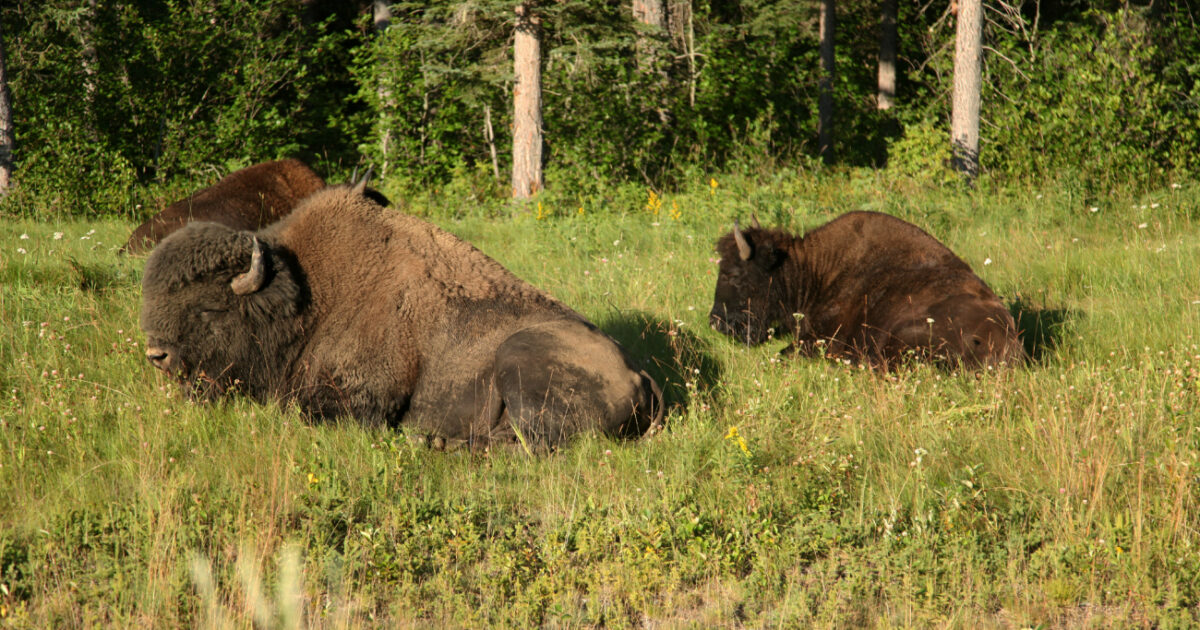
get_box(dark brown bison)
[121,159,326,254]
[709,211,1024,368]
[139,179,663,450]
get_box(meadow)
[1,171,1198,628]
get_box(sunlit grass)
[1,172,1198,627]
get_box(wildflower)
[670,200,681,221]
[307,472,320,486]
[1089,207,1099,213]
[724,426,750,457]
[983,257,992,265]
[53,232,64,240]
[1137,223,1148,229]
[17,248,26,255]
[926,318,935,324]
[535,202,547,220]
[19,233,29,240]
[709,178,718,194]
[646,190,663,216]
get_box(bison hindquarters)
[490,320,662,449]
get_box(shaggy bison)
[121,159,326,254]
[140,179,663,450]
[709,211,1023,368]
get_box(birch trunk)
[877,0,896,110]
[0,27,13,195]
[512,3,543,199]
[951,0,983,180]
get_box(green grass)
[1,172,1198,628]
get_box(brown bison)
[709,211,1023,368]
[121,159,326,254]
[140,179,663,450]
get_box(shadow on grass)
[600,311,723,413]
[67,258,132,292]
[1009,297,1077,363]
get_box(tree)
[632,0,668,71]
[512,2,543,199]
[0,22,12,196]
[818,0,835,164]
[951,0,982,180]
[877,0,896,110]
[372,1,393,178]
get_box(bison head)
[709,221,788,345]
[140,222,305,399]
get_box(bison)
[140,178,663,450]
[709,211,1024,368]
[121,159,326,254]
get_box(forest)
[2,1,1200,628]
[0,0,1197,214]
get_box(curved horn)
[231,237,266,295]
[353,167,374,196]
[751,213,762,229]
[732,220,753,261]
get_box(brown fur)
[709,211,1024,368]
[140,184,663,450]
[122,159,325,254]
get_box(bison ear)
[231,236,267,295]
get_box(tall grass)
[1,171,1198,627]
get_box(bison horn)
[231,237,267,295]
[353,167,374,196]
[751,213,762,229]
[733,220,752,261]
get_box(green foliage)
[2,0,361,217]
[948,6,1199,189]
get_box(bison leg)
[489,320,661,449]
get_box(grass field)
[1,171,1198,628]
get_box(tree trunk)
[951,0,983,180]
[632,0,668,71]
[484,104,499,181]
[373,1,393,179]
[877,0,896,110]
[512,3,543,199]
[818,0,835,164]
[632,0,671,124]
[0,25,13,196]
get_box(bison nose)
[146,347,171,370]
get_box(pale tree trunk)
[877,0,896,110]
[373,1,392,178]
[483,104,500,181]
[951,0,983,180]
[512,3,543,199]
[0,25,13,196]
[632,0,667,69]
[79,0,99,123]
[818,0,835,164]
[633,0,671,124]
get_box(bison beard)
[122,159,327,254]
[139,180,663,451]
[708,211,1024,368]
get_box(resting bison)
[709,211,1023,368]
[121,159,325,254]
[140,179,663,450]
